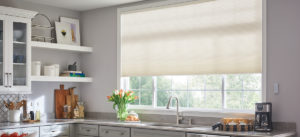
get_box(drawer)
[131,128,185,137]
[40,124,69,136]
[99,126,130,137]
[20,127,39,137]
[77,124,99,136]
[0,129,21,135]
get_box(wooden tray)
[23,120,40,123]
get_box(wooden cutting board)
[55,85,69,119]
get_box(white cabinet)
[0,6,37,94]
[131,128,185,137]
[99,126,130,137]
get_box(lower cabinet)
[40,124,70,137]
[99,126,130,137]
[131,128,185,137]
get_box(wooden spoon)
[3,101,9,109]
[8,102,14,110]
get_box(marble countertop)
[0,119,296,137]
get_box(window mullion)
[241,78,245,110]
[222,75,226,110]
[152,76,157,108]
[139,77,141,105]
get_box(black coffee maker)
[254,102,272,132]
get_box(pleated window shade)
[121,0,262,77]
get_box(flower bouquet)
[107,89,138,121]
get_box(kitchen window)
[118,0,265,112]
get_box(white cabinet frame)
[0,6,37,94]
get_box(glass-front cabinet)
[0,7,37,94]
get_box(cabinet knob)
[105,130,109,134]
[120,132,125,136]
[86,129,90,132]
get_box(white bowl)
[13,30,24,41]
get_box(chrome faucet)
[166,96,183,125]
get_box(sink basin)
[145,123,193,128]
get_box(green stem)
[117,103,128,121]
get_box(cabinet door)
[131,128,185,137]
[9,17,31,93]
[0,16,10,92]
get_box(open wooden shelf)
[31,41,93,53]
[31,76,93,83]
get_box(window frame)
[117,0,267,115]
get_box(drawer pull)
[51,131,56,132]
[120,132,125,136]
[86,129,91,132]
[105,130,109,134]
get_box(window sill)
[128,106,255,119]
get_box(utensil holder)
[7,110,21,122]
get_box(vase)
[117,103,128,121]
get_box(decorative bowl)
[13,30,24,41]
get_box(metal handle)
[105,130,109,134]
[8,73,12,88]
[4,73,8,87]
[86,129,91,132]
[120,132,125,136]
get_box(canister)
[32,61,41,76]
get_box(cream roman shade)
[121,0,262,76]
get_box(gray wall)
[80,0,300,134]
[267,0,300,134]
[0,0,81,116]
[2,0,300,134]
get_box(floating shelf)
[31,41,93,53]
[31,76,93,83]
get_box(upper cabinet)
[0,6,37,94]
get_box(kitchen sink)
[141,123,212,130]
[144,123,194,128]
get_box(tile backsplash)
[0,94,28,122]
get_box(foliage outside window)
[121,74,261,111]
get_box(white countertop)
[0,119,296,137]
